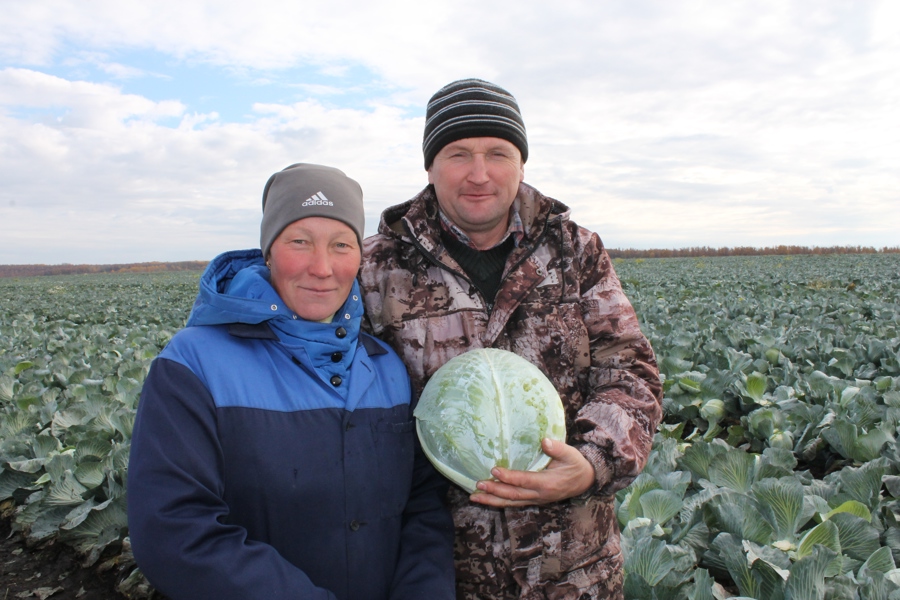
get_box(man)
[360,78,663,599]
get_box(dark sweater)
[440,228,515,305]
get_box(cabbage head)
[414,348,567,493]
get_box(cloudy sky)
[1,1,898,265]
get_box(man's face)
[428,137,524,249]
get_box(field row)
[1,253,899,598]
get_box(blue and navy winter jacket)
[127,249,454,600]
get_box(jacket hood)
[186,249,365,401]
[187,249,289,327]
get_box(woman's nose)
[307,250,333,277]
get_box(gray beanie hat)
[260,163,365,258]
[422,78,528,169]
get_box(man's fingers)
[542,438,581,465]
[468,491,535,508]
[542,437,564,458]
[475,477,539,501]
[468,440,596,507]
[488,466,539,487]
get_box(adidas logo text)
[301,192,333,207]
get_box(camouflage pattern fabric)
[360,183,663,599]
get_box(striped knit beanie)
[422,78,528,169]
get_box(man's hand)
[469,438,595,507]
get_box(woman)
[127,164,455,600]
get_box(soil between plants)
[0,515,127,600]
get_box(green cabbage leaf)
[414,348,567,492]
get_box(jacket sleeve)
[127,357,337,600]
[389,427,456,599]
[569,229,664,496]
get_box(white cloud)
[1,0,899,264]
[0,66,426,263]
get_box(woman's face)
[267,217,361,322]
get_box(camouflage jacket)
[360,183,663,599]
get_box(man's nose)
[467,155,490,184]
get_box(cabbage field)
[615,253,900,599]
[1,253,899,599]
[0,272,196,596]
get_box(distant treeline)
[0,261,209,278]
[606,245,900,259]
[2,246,898,278]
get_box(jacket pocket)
[371,414,415,516]
[537,496,620,580]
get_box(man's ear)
[427,167,435,185]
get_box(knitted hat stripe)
[424,99,526,131]
[430,78,511,98]
[424,116,528,151]
[422,78,528,168]
[426,87,518,112]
